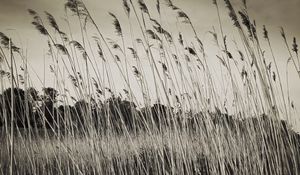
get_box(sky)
[0,0,299,33]
[0,0,300,128]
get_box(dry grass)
[0,0,300,174]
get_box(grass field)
[0,0,300,174]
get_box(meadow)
[0,0,300,174]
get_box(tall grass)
[0,0,300,174]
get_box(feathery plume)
[164,31,173,43]
[216,55,226,66]
[179,33,184,46]
[32,21,48,36]
[69,75,78,87]
[162,63,168,72]
[238,50,244,61]
[209,31,218,44]
[96,89,103,95]
[185,47,196,56]
[122,0,130,16]
[196,37,204,53]
[92,78,99,88]
[45,12,60,32]
[109,12,123,36]
[241,67,248,80]
[95,40,105,60]
[107,39,122,51]
[132,66,141,77]
[138,0,149,14]
[165,0,179,10]
[59,31,69,42]
[77,72,83,81]
[82,52,88,60]
[115,55,121,61]
[112,43,121,50]
[150,18,161,28]
[123,89,129,95]
[153,26,173,43]
[263,25,268,39]
[251,21,257,40]
[28,9,38,16]
[65,0,84,13]
[28,9,43,24]
[0,70,6,77]
[177,11,190,23]
[55,44,69,55]
[0,32,11,47]
[238,11,252,38]
[65,0,77,13]
[70,40,85,52]
[146,29,161,42]
[223,50,233,59]
[292,37,298,55]
[136,38,143,44]
[18,75,25,84]
[93,78,102,95]
[224,0,240,28]
[128,47,138,59]
[105,87,113,94]
[0,32,20,52]
[49,65,54,73]
[280,27,286,40]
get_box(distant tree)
[1,88,34,127]
[149,103,170,130]
[74,100,89,130]
[104,96,138,133]
[43,87,58,102]
[27,87,39,101]
[57,105,77,134]
[40,87,59,128]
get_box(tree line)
[0,87,184,134]
[0,87,298,141]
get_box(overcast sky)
[0,0,300,128]
[0,0,299,57]
[0,0,299,31]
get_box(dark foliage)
[0,88,34,127]
[1,87,300,147]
